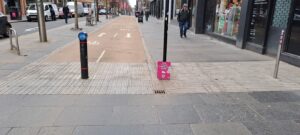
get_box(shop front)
[204,0,243,44]
[244,0,274,53]
[281,0,300,66]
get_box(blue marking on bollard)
[78,32,88,41]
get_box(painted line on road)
[113,33,118,38]
[25,27,39,32]
[97,33,106,37]
[126,33,131,38]
[88,40,100,45]
[96,50,106,63]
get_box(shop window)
[286,1,300,55]
[213,0,242,38]
[247,0,270,45]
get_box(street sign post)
[157,0,171,80]
[78,32,89,79]
[273,30,285,79]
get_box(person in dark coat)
[63,5,70,24]
[50,6,56,21]
[177,3,191,38]
[145,10,150,21]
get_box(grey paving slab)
[127,94,204,106]
[155,105,201,124]
[249,102,300,121]
[243,120,300,135]
[73,125,164,135]
[162,124,194,135]
[0,107,20,128]
[74,95,130,106]
[198,93,255,105]
[0,107,63,127]
[37,127,75,135]
[248,91,300,103]
[7,127,40,135]
[0,95,24,107]
[108,106,159,125]
[54,107,113,126]
[20,95,79,107]
[194,104,263,123]
[0,128,11,135]
[191,123,252,135]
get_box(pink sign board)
[157,61,171,80]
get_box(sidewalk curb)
[137,17,166,92]
[9,20,27,23]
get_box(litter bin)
[9,7,19,20]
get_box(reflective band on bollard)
[78,32,89,79]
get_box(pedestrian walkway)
[140,16,300,93]
[1,92,300,135]
[1,16,300,135]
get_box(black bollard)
[78,32,89,79]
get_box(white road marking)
[113,33,118,38]
[126,33,131,38]
[97,33,106,37]
[88,41,100,45]
[96,50,106,63]
[25,27,38,32]
[120,28,130,31]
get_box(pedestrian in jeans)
[50,6,56,21]
[177,4,190,38]
[63,5,70,24]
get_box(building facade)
[150,0,300,66]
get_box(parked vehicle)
[99,9,106,15]
[67,2,84,17]
[83,7,89,15]
[0,11,12,37]
[26,2,59,22]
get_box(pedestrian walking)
[177,3,191,38]
[145,10,150,21]
[50,6,56,21]
[63,5,70,24]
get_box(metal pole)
[163,0,169,62]
[273,30,285,79]
[78,32,89,79]
[37,0,47,42]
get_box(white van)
[26,2,59,22]
[67,2,84,17]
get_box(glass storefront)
[204,0,242,39]
[214,0,242,38]
[247,0,270,45]
[286,0,300,55]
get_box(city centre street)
[0,15,300,135]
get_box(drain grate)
[154,90,166,94]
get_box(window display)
[286,1,300,55]
[214,0,242,38]
[247,0,270,45]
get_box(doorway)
[286,0,300,56]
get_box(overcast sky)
[129,0,136,8]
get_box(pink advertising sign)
[157,61,171,80]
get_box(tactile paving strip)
[0,62,155,94]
